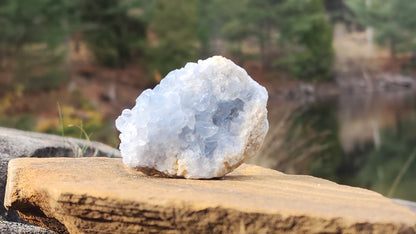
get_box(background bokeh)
[1,0,415,201]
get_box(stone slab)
[4,157,416,233]
[0,127,120,222]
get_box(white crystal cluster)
[116,56,268,178]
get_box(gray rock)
[0,127,120,222]
[0,221,55,234]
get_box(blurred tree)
[196,0,217,57]
[245,0,281,67]
[346,0,416,59]
[217,0,251,60]
[214,0,334,81]
[271,0,334,81]
[196,0,250,59]
[323,0,355,25]
[0,0,335,84]
[146,0,199,76]
[75,0,147,67]
[0,0,73,91]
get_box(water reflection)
[251,91,416,202]
[336,91,416,201]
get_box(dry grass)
[248,101,331,174]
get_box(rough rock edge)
[5,157,416,233]
[10,193,416,234]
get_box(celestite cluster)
[116,56,268,178]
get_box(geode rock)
[116,56,268,178]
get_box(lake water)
[251,90,416,202]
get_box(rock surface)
[5,157,416,233]
[0,127,120,222]
[0,221,55,234]
[116,56,268,179]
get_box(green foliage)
[0,0,72,91]
[1,0,335,82]
[346,0,416,57]
[196,0,251,59]
[0,0,72,51]
[75,0,147,67]
[145,0,199,76]
[245,0,281,64]
[195,0,216,57]
[275,0,334,81]
[206,0,334,81]
[0,0,148,70]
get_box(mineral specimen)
[116,56,268,179]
